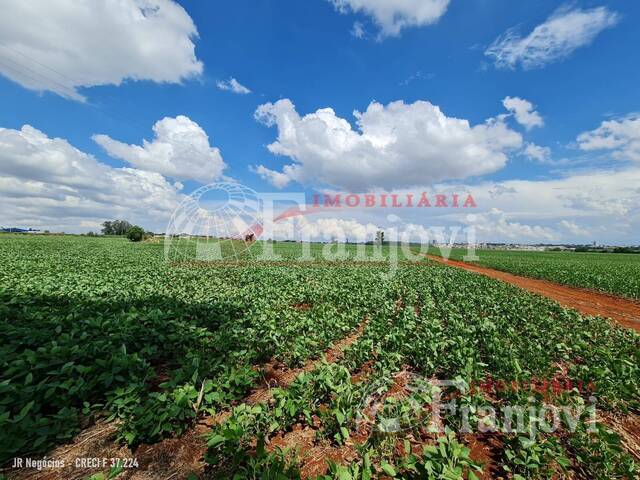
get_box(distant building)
[0,227,40,233]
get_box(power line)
[0,54,79,99]
[0,43,79,85]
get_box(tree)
[102,219,133,235]
[114,220,132,235]
[101,221,113,235]
[126,225,145,242]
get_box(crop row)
[1,236,638,479]
[204,262,640,478]
[433,247,640,299]
[0,236,397,462]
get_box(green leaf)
[380,462,396,477]
[14,401,34,422]
[336,466,352,480]
[423,445,438,455]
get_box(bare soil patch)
[602,411,640,462]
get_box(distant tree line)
[101,219,150,242]
[573,246,640,254]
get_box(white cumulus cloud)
[503,96,543,130]
[274,216,379,242]
[250,165,292,189]
[273,215,447,245]
[558,220,590,237]
[0,124,183,232]
[458,168,640,242]
[0,0,203,101]
[466,208,558,242]
[485,5,619,70]
[488,184,517,198]
[93,115,226,183]
[353,166,640,244]
[216,77,252,94]
[329,0,450,37]
[577,116,640,162]
[523,143,551,163]
[253,98,522,191]
[351,21,366,39]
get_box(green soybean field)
[1,235,639,480]
[430,248,640,300]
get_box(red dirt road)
[426,255,640,333]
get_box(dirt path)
[426,255,640,333]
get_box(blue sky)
[1,0,639,243]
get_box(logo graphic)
[164,181,480,265]
[165,182,261,262]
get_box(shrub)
[126,226,145,242]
